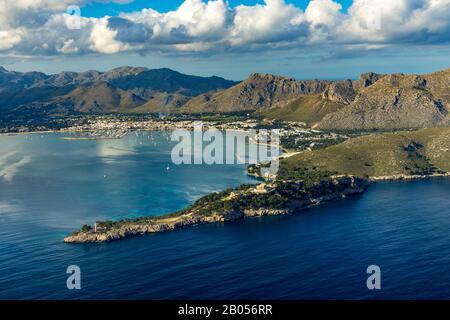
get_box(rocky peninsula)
[64,175,369,243]
[64,126,450,244]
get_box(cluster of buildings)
[1,115,346,154]
[62,118,263,133]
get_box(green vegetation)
[153,176,363,219]
[74,174,369,235]
[280,127,450,178]
[281,135,347,151]
[195,112,251,122]
[277,166,336,184]
[260,95,344,126]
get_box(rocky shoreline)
[63,210,294,243]
[64,172,450,244]
[64,176,369,243]
[370,172,450,181]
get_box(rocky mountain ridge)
[0,66,237,117]
[318,69,450,129]
[1,66,449,130]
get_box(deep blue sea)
[1,132,450,299]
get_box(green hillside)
[279,127,450,179]
[260,95,344,126]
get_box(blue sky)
[0,0,449,80]
[81,1,353,17]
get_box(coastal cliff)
[64,176,369,243]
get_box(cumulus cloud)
[0,0,83,29]
[90,17,132,54]
[305,0,343,27]
[304,0,344,43]
[57,39,79,54]
[0,0,449,56]
[229,0,304,46]
[338,0,450,44]
[0,29,22,51]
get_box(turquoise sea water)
[0,132,450,299]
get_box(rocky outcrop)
[64,215,206,243]
[254,72,382,124]
[181,73,330,113]
[244,208,291,216]
[370,172,450,181]
[257,69,450,129]
[322,80,357,105]
[353,72,384,91]
[318,70,450,130]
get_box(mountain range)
[0,66,448,130]
[0,66,237,118]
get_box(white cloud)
[304,0,344,43]
[58,39,79,54]
[228,0,304,46]
[0,0,83,29]
[0,29,22,51]
[305,0,343,27]
[90,18,131,54]
[161,0,229,39]
[339,0,450,43]
[0,0,449,57]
